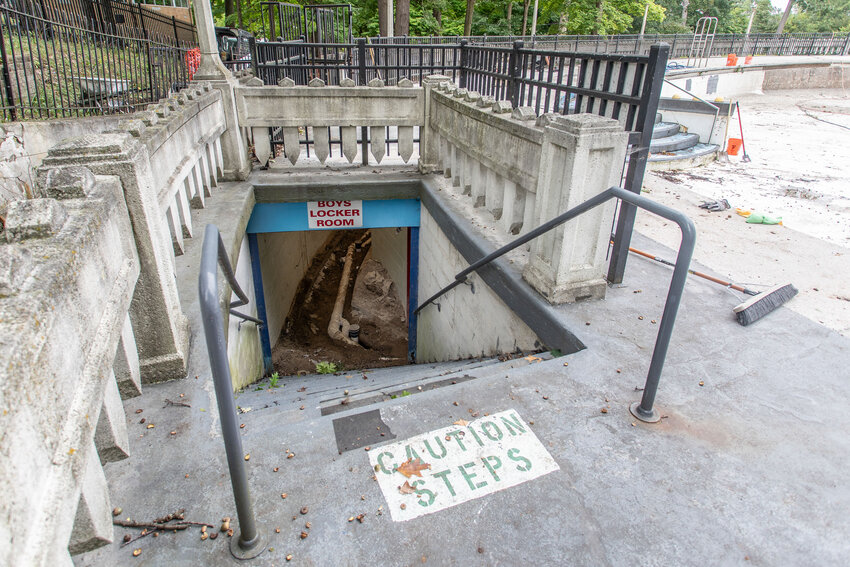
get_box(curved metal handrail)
[415,186,697,423]
[198,224,265,559]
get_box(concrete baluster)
[470,160,486,207]
[341,126,358,163]
[314,127,330,164]
[283,127,300,165]
[370,126,386,163]
[398,126,414,163]
[252,127,272,167]
[485,169,504,220]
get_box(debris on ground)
[113,509,215,548]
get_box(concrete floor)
[76,176,850,566]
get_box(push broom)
[629,247,797,326]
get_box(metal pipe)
[663,78,720,144]
[416,186,696,423]
[198,225,265,560]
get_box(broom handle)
[737,104,747,155]
[628,247,757,295]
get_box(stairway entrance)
[245,198,421,376]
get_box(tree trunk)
[595,0,604,34]
[433,8,442,32]
[522,0,530,35]
[395,0,410,36]
[464,0,475,36]
[225,0,234,27]
[776,0,794,34]
[559,11,569,34]
[378,0,390,37]
[507,2,513,32]
[681,0,689,27]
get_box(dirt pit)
[271,229,409,376]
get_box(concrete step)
[652,122,680,139]
[649,132,700,153]
[655,112,662,124]
[648,143,721,171]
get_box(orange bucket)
[727,138,743,155]
[744,55,753,64]
[726,53,738,66]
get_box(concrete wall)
[258,230,330,347]
[0,116,125,209]
[416,208,539,362]
[763,63,850,90]
[0,174,140,565]
[371,227,408,311]
[227,237,264,390]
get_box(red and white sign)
[307,200,363,229]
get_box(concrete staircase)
[648,112,720,170]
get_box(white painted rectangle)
[307,200,363,229]
[368,409,559,521]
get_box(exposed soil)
[271,229,409,376]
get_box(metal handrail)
[415,186,696,423]
[198,224,265,559]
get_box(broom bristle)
[734,283,798,326]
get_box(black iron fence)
[367,32,850,58]
[9,0,196,43]
[0,1,196,121]
[251,37,461,86]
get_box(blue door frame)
[246,199,421,371]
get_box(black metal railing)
[0,1,195,121]
[415,185,697,423]
[198,224,265,560]
[9,0,196,43]
[365,32,850,58]
[251,37,461,86]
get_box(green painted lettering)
[507,448,532,472]
[412,480,436,508]
[405,444,422,462]
[432,469,456,497]
[446,430,467,451]
[423,436,447,459]
[481,421,503,441]
[482,455,502,482]
[376,451,394,474]
[459,462,487,491]
[500,413,527,435]
[468,426,485,447]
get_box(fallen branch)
[164,398,191,408]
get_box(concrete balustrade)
[234,78,425,167]
[422,75,630,302]
[0,172,140,565]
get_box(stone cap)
[5,198,67,242]
[544,113,623,135]
[39,166,96,200]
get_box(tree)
[396,0,411,35]
[776,0,793,33]
[464,0,475,34]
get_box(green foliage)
[316,361,339,374]
[209,0,850,40]
[269,372,280,388]
[390,390,412,399]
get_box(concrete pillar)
[523,114,629,303]
[113,314,142,399]
[94,371,130,463]
[190,1,250,179]
[39,135,190,383]
[192,0,229,81]
[419,75,451,174]
[68,442,113,555]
